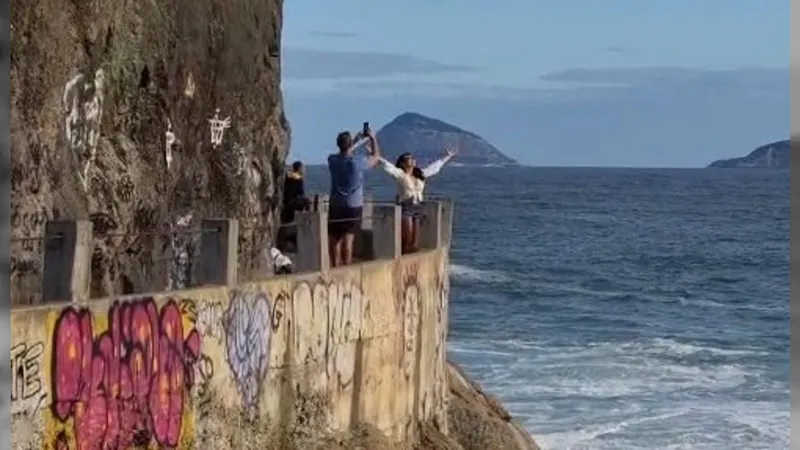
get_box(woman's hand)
[444,144,458,160]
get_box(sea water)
[305,166,789,450]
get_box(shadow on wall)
[10,248,451,449]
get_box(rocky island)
[376,112,518,167]
[707,140,789,169]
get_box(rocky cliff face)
[416,362,539,450]
[707,140,789,168]
[437,361,540,450]
[376,112,518,167]
[11,0,290,302]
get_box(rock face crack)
[11,0,290,303]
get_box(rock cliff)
[376,112,518,167]
[707,140,789,168]
[11,0,290,302]
[430,361,540,450]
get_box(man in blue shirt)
[327,128,380,266]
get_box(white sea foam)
[449,263,512,283]
[448,336,788,449]
[527,401,789,450]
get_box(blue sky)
[281,0,789,167]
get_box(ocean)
[303,165,789,450]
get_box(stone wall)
[10,248,450,449]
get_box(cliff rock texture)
[11,0,290,303]
[707,140,789,169]
[437,361,540,450]
[377,112,518,167]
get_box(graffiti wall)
[10,248,450,449]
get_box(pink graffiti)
[51,298,201,449]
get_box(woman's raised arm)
[421,145,458,178]
[378,157,405,179]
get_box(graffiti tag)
[11,342,47,416]
[224,290,271,416]
[50,298,202,449]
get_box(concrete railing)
[10,200,455,449]
[33,199,454,304]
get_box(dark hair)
[336,131,351,152]
[395,152,425,180]
[292,161,303,171]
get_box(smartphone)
[362,122,370,136]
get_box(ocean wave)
[532,402,789,450]
[526,280,784,314]
[532,410,690,450]
[449,263,513,283]
[448,336,787,449]
[450,336,769,359]
[448,337,768,399]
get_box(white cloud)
[281,47,473,80]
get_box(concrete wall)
[10,248,451,449]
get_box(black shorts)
[328,206,363,238]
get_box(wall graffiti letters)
[431,259,450,430]
[401,284,421,381]
[224,290,271,416]
[50,298,202,449]
[326,282,363,390]
[194,354,215,420]
[168,213,194,291]
[11,342,47,416]
[291,283,329,367]
[194,301,225,342]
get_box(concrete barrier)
[11,202,453,449]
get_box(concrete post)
[371,205,401,260]
[42,220,93,303]
[440,199,454,248]
[419,201,443,250]
[197,219,239,285]
[361,194,374,230]
[356,195,375,260]
[295,209,330,273]
[314,194,330,213]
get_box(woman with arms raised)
[378,145,457,253]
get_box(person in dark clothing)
[281,161,310,224]
[278,161,311,251]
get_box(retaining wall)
[10,248,451,449]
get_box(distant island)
[707,140,789,169]
[376,112,518,167]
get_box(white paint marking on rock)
[165,118,176,170]
[208,108,231,148]
[63,68,105,192]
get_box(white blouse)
[378,157,447,203]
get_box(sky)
[280,0,789,167]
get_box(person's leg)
[410,217,420,252]
[328,207,343,267]
[340,207,362,265]
[342,232,356,265]
[329,234,342,267]
[401,217,414,253]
